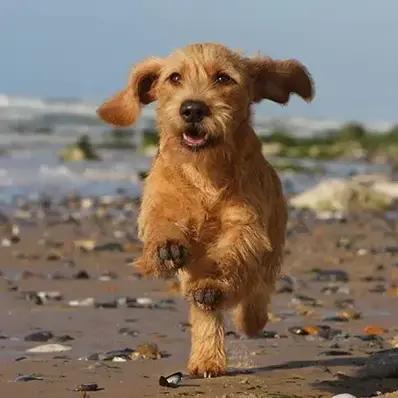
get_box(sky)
[0,0,397,122]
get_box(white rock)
[68,297,95,307]
[290,178,395,212]
[27,344,72,353]
[332,394,357,398]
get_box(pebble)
[86,348,134,361]
[74,383,101,392]
[118,327,139,337]
[26,344,72,353]
[24,331,53,342]
[68,297,95,307]
[313,269,349,282]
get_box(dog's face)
[98,43,314,152]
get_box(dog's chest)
[181,163,225,206]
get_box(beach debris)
[74,240,96,252]
[289,325,341,340]
[74,383,101,392]
[85,348,134,361]
[21,290,63,305]
[98,271,118,281]
[364,325,388,336]
[118,327,139,337]
[26,344,72,353]
[15,374,43,382]
[24,331,53,342]
[292,293,322,307]
[68,297,95,307]
[323,309,361,322]
[261,330,286,339]
[334,298,355,309]
[159,372,183,388]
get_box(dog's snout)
[180,100,209,123]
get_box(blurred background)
[1,0,397,204]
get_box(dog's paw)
[134,239,188,278]
[189,281,224,311]
[188,360,226,378]
[157,240,188,268]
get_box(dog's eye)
[168,72,182,85]
[214,72,234,85]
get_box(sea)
[0,94,390,206]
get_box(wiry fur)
[98,43,314,377]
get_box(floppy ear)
[97,57,163,126]
[247,56,314,104]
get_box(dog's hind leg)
[233,283,271,337]
[188,304,226,377]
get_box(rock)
[26,344,72,353]
[55,335,74,342]
[60,135,100,162]
[94,299,118,309]
[332,394,357,398]
[290,178,395,212]
[24,331,53,342]
[313,269,349,282]
[74,383,101,392]
[359,348,398,378]
[86,348,134,361]
[73,270,90,279]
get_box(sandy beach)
[1,194,398,398]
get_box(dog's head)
[98,43,314,152]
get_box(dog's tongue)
[183,132,206,146]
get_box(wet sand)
[1,197,398,397]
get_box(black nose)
[179,100,209,123]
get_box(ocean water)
[0,94,390,205]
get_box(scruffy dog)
[98,43,314,377]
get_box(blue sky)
[1,0,397,121]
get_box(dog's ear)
[97,57,163,126]
[247,56,314,104]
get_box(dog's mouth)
[181,128,209,150]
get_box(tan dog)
[98,43,314,377]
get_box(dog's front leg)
[188,303,226,378]
[134,191,193,278]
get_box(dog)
[98,43,314,377]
